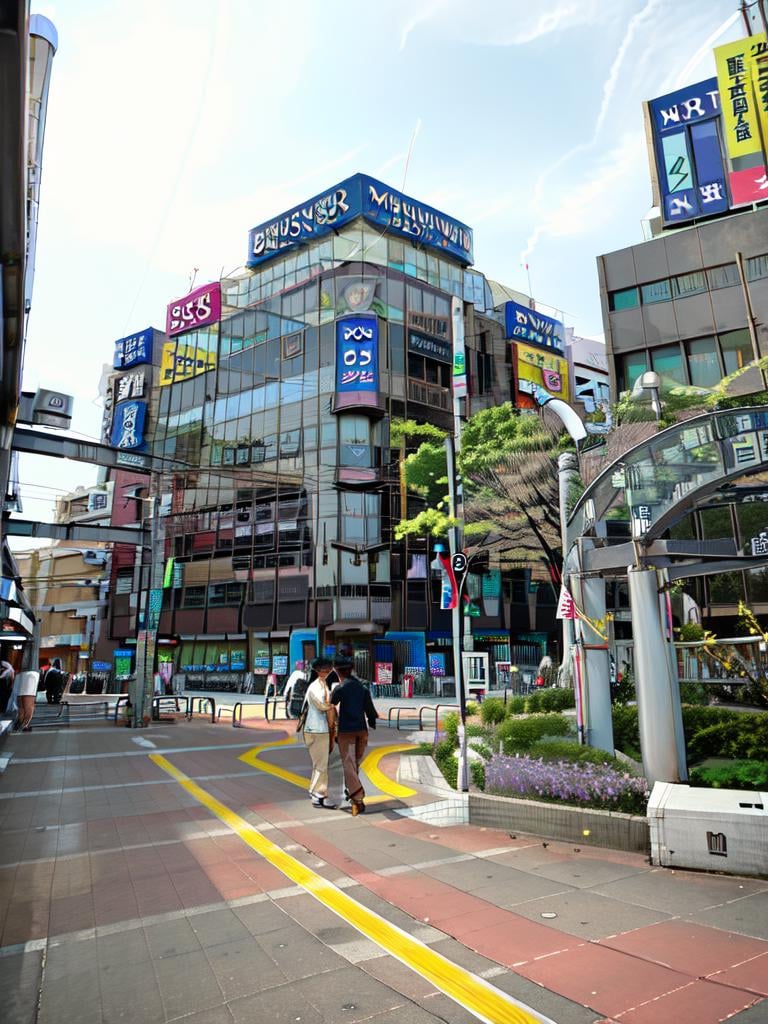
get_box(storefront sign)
[159,341,217,385]
[715,35,766,160]
[514,342,570,408]
[166,281,222,337]
[428,653,446,677]
[452,296,467,400]
[336,314,378,393]
[272,655,288,675]
[116,451,149,469]
[375,662,393,685]
[114,327,154,369]
[247,173,473,268]
[407,311,450,339]
[504,301,564,354]
[114,370,146,402]
[110,400,147,450]
[408,330,451,363]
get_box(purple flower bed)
[485,754,650,814]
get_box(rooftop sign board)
[504,300,565,354]
[247,173,473,268]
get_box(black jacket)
[330,676,378,733]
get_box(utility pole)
[133,491,163,727]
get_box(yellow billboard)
[159,342,216,386]
[514,341,569,408]
[715,34,767,161]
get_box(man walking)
[330,652,378,815]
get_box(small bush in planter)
[506,696,526,716]
[480,697,506,725]
[496,713,571,754]
[689,760,768,790]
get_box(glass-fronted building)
[124,174,552,691]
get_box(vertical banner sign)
[166,281,222,336]
[451,296,467,399]
[438,551,458,610]
[336,314,378,392]
[110,400,146,449]
[648,79,729,224]
[715,34,768,205]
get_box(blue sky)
[17,0,746,526]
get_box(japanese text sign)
[159,342,217,386]
[110,400,146,450]
[166,281,221,337]
[114,327,154,369]
[504,300,564,354]
[514,341,569,408]
[336,315,378,393]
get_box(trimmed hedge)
[505,688,575,717]
[496,713,572,754]
[529,739,632,773]
[689,760,768,790]
[480,697,506,725]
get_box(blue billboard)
[504,301,565,354]
[114,327,154,369]
[649,78,729,225]
[336,315,378,393]
[110,400,147,449]
[247,174,473,268]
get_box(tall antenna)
[188,266,199,291]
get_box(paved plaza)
[0,706,766,1024]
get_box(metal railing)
[216,702,243,726]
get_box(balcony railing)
[407,380,451,410]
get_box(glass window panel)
[671,271,706,298]
[686,337,720,387]
[641,279,672,304]
[719,329,752,375]
[745,253,768,281]
[621,351,648,391]
[706,263,739,289]
[389,323,404,373]
[609,287,640,311]
[339,416,369,445]
[651,343,685,384]
[707,571,744,604]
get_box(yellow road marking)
[150,753,550,1024]
[239,739,417,800]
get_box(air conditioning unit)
[83,550,107,566]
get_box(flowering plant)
[485,754,649,815]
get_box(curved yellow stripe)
[239,739,417,801]
[150,754,550,1024]
[360,744,417,799]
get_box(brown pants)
[337,730,368,804]
[19,695,35,729]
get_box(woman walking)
[301,657,338,809]
[13,669,39,731]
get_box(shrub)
[469,740,493,761]
[525,690,543,712]
[480,697,506,725]
[496,713,572,754]
[686,713,768,761]
[612,704,640,759]
[442,711,460,744]
[465,701,479,718]
[466,722,486,738]
[506,696,526,716]
[434,737,458,789]
[529,739,631,773]
[538,687,576,712]
[470,759,486,789]
[689,760,768,790]
[485,754,649,814]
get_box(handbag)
[296,699,308,733]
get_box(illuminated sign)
[247,174,473,268]
[504,301,564,354]
[110,400,147,450]
[159,342,217,386]
[336,315,378,393]
[514,342,570,408]
[649,78,729,224]
[114,327,154,369]
[114,370,146,402]
[166,281,221,337]
[408,330,451,363]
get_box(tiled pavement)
[0,715,766,1024]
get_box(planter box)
[469,792,649,853]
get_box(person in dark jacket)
[45,658,66,704]
[330,653,378,815]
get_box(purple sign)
[166,281,222,337]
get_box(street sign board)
[452,552,468,574]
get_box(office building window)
[745,253,768,281]
[686,337,720,388]
[671,271,706,298]
[706,264,739,290]
[641,280,672,304]
[651,344,685,384]
[719,329,752,375]
[621,352,648,391]
[609,287,639,311]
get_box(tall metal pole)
[133,492,161,727]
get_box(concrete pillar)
[569,547,614,754]
[627,565,685,785]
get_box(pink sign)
[166,281,221,337]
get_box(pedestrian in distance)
[45,658,66,704]
[282,660,306,718]
[300,657,338,809]
[12,669,39,731]
[330,651,379,816]
[0,660,15,715]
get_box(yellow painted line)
[239,739,417,801]
[150,754,551,1024]
[360,744,417,799]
